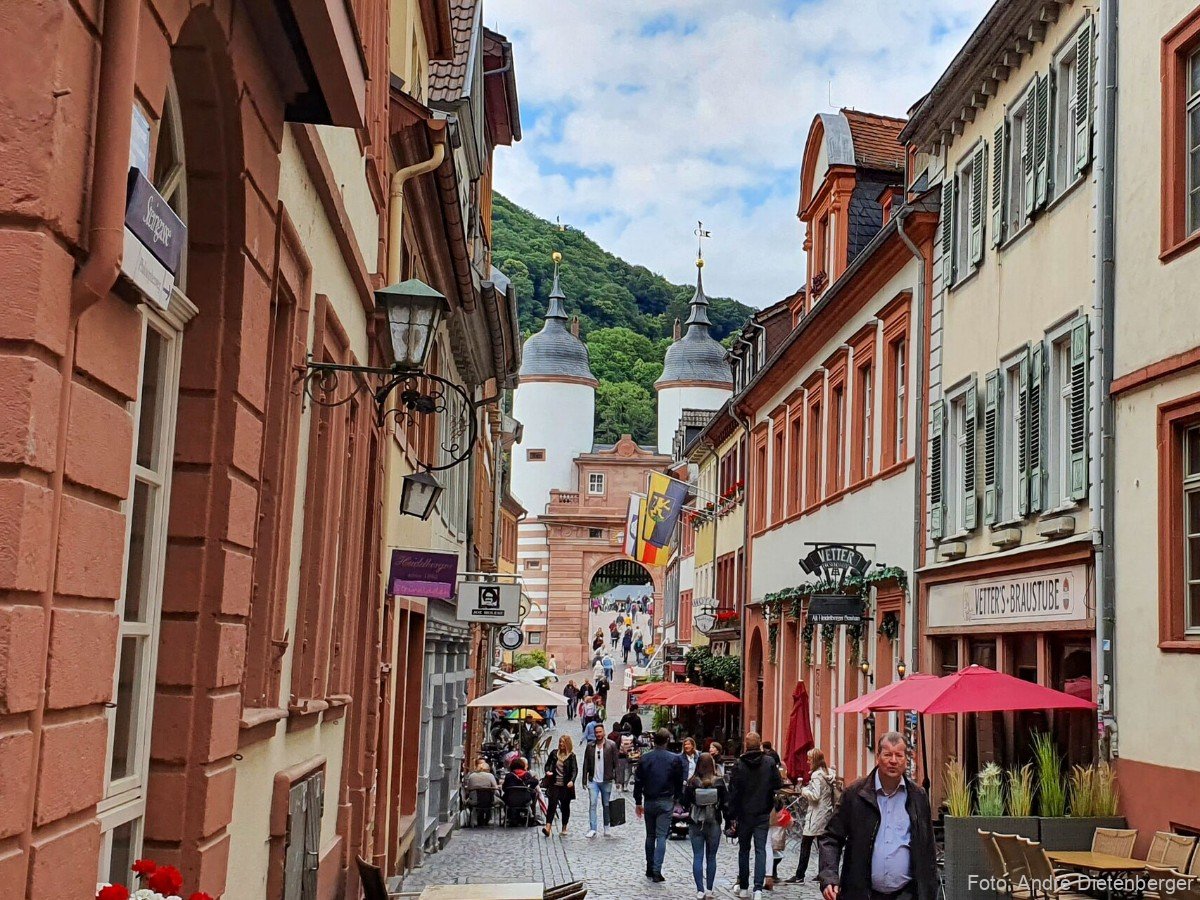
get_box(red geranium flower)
[131,859,157,876]
[147,865,184,895]
[188,893,214,900]
[98,886,130,900]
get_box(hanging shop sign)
[926,564,1090,629]
[806,593,867,625]
[121,168,186,311]
[663,643,687,663]
[799,543,874,587]
[498,626,524,651]
[455,581,521,624]
[388,548,459,600]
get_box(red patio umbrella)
[631,681,686,705]
[783,681,815,784]
[866,665,1097,715]
[832,673,939,714]
[662,685,742,706]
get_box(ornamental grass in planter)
[1040,761,1125,851]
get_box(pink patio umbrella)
[663,685,742,706]
[832,673,939,715]
[866,665,1096,714]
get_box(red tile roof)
[428,0,478,103]
[842,109,907,173]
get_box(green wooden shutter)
[941,179,955,286]
[963,376,979,531]
[991,122,1006,246]
[1075,23,1094,174]
[1069,318,1090,500]
[930,399,945,540]
[1034,73,1051,209]
[1029,341,1046,514]
[983,369,1001,525]
[970,144,986,267]
[1023,101,1036,219]
[1017,348,1030,517]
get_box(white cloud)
[490,0,991,306]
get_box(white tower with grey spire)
[655,257,734,453]
[511,254,598,516]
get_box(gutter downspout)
[895,208,927,682]
[729,394,752,740]
[1092,0,1119,759]
[386,138,446,282]
[24,0,141,873]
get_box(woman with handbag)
[787,747,835,884]
[542,734,577,837]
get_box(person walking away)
[633,632,645,666]
[602,652,615,683]
[464,759,501,825]
[548,653,558,674]
[619,706,643,739]
[728,731,782,900]
[762,741,782,768]
[593,658,605,685]
[683,752,727,899]
[615,725,634,792]
[582,723,618,838]
[595,675,610,710]
[542,734,578,837]
[545,703,556,728]
[789,748,835,883]
[621,626,633,664]
[581,695,597,737]
[818,732,937,900]
[681,737,700,780]
[563,681,578,721]
[634,727,685,884]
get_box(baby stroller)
[669,801,691,840]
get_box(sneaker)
[704,893,714,899]
[697,892,706,899]
[753,892,763,900]
[586,829,597,839]
[603,826,610,836]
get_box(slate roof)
[841,109,907,173]
[657,269,734,387]
[519,269,596,382]
[428,0,478,103]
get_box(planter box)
[1038,816,1127,852]
[944,816,1040,899]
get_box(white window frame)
[862,364,874,477]
[1184,425,1200,634]
[1187,47,1200,236]
[954,154,976,277]
[588,472,606,495]
[1001,354,1026,523]
[1053,30,1081,198]
[1006,86,1035,238]
[945,383,970,536]
[895,338,907,461]
[1044,318,1079,510]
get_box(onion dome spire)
[518,251,596,382]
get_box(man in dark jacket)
[582,722,619,838]
[619,707,643,738]
[728,731,782,898]
[818,732,937,900]
[634,727,685,883]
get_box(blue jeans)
[545,708,555,726]
[643,796,674,875]
[588,780,612,832]
[689,820,721,891]
[737,820,770,891]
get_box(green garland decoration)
[846,621,866,667]
[877,611,900,643]
[768,622,779,663]
[802,621,815,667]
[821,623,837,665]
[684,645,742,693]
[765,566,908,623]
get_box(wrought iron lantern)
[300,280,477,472]
[897,659,907,680]
[693,598,717,635]
[399,470,443,520]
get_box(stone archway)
[746,626,766,736]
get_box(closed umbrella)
[783,681,815,784]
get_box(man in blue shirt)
[818,732,937,900]
[634,727,685,883]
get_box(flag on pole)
[641,472,689,549]
[634,495,670,567]
[623,493,642,558]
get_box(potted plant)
[942,760,1041,898]
[1039,759,1125,851]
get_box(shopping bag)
[608,796,627,826]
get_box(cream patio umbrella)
[468,679,567,708]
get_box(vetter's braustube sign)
[926,565,1090,629]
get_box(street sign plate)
[498,626,524,651]
[805,594,866,625]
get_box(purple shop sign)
[389,548,459,600]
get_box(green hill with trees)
[492,194,753,444]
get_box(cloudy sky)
[490,0,992,307]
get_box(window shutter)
[284,781,307,900]
[302,771,324,900]
[991,122,1006,246]
[1075,23,1094,174]
[1023,103,1036,219]
[970,144,986,267]
[930,399,945,540]
[1069,318,1090,500]
[1017,349,1030,517]
[1029,341,1046,514]
[1034,73,1051,208]
[983,369,1001,525]
[941,179,955,286]
[963,376,978,531]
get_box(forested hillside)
[492,194,753,444]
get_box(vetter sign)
[926,565,1091,629]
[456,581,521,624]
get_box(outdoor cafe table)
[1047,851,1148,900]
[419,883,544,900]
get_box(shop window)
[1161,9,1200,255]
[1048,634,1094,768]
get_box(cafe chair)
[355,856,404,900]
[980,830,1031,899]
[463,787,499,827]
[543,882,588,900]
[993,833,1035,899]
[1018,838,1092,899]
[1148,833,1199,872]
[1143,863,1200,899]
[1092,827,1139,858]
[501,784,537,827]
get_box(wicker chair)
[1148,833,1199,872]
[993,833,1035,900]
[1019,838,1092,899]
[979,830,1028,899]
[1143,863,1200,899]
[1092,827,1138,858]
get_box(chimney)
[673,317,682,340]
[570,315,580,338]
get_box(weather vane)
[695,220,711,267]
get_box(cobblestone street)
[401,650,824,900]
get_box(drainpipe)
[386,135,446,282]
[729,397,752,740]
[895,208,927,679]
[1092,0,1119,759]
[23,0,141,874]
